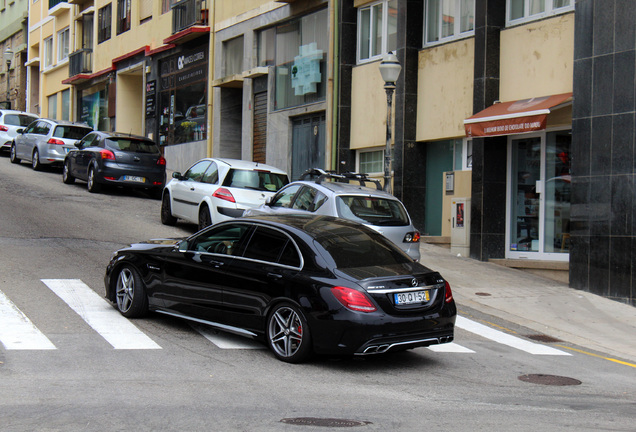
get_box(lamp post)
[4,48,13,109]
[378,51,401,194]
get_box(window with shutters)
[139,0,152,23]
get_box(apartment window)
[357,0,397,63]
[507,0,573,25]
[162,0,176,14]
[359,150,384,174]
[139,0,152,22]
[98,4,112,43]
[48,94,58,119]
[43,36,53,68]
[223,36,244,76]
[61,89,70,121]
[57,27,70,62]
[257,27,275,67]
[117,0,131,34]
[425,0,475,45]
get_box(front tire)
[32,149,42,171]
[62,160,75,184]
[267,303,312,363]
[198,204,212,231]
[114,266,148,318]
[87,166,101,193]
[161,192,178,225]
[9,143,20,164]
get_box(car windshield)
[336,196,409,226]
[53,126,91,140]
[105,138,160,154]
[4,114,37,127]
[313,225,412,268]
[222,169,289,192]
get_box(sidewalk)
[418,242,636,364]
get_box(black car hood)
[122,238,183,252]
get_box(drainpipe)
[207,0,215,157]
[330,0,339,171]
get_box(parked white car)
[161,158,289,230]
[0,110,39,152]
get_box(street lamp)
[4,48,13,109]
[378,51,401,194]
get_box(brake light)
[331,286,377,313]
[47,138,65,145]
[212,187,235,203]
[157,156,166,166]
[403,231,421,243]
[100,149,115,160]
[444,281,453,303]
[0,125,8,132]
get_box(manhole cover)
[526,334,563,343]
[280,418,370,427]
[518,374,582,386]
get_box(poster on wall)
[81,92,99,130]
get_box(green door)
[425,141,454,236]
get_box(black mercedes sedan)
[63,131,166,197]
[104,215,456,363]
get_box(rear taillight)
[331,286,377,313]
[403,231,420,243]
[444,281,453,303]
[100,149,115,160]
[212,187,235,203]
[157,156,166,166]
[47,138,65,145]
[0,125,8,132]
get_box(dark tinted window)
[53,126,91,139]
[243,227,299,266]
[4,114,38,127]
[189,223,250,255]
[223,169,289,192]
[315,226,411,268]
[336,196,409,226]
[105,138,159,154]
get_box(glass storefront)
[79,83,110,131]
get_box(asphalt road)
[1,154,635,432]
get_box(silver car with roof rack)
[244,168,421,261]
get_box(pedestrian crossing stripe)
[0,290,56,350]
[41,279,161,350]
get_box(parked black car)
[104,215,456,363]
[62,131,166,196]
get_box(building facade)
[1,0,30,112]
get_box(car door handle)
[209,260,224,268]
[267,272,283,280]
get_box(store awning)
[464,92,573,138]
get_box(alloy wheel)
[116,267,135,314]
[268,305,307,360]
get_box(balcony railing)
[172,0,208,34]
[68,48,93,77]
[49,0,67,8]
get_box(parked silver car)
[10,119,92,170]
[244,169,421,261]
[0,110,39,152]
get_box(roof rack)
[299,168,382,190]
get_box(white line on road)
[0,290,57,350]
[427,342,475,353]
[41,279,161,350]
[456,316,571,356]
[191,323,266,350]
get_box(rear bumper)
[98,165,166,189]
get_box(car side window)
[189,223,251,255]
[313,191,328,211]
[184,161,211,182]
[242,227,300,267]
[35,121,50,135]
[78,134,97,148]
[291,187,317,211]
[201,162,219,184]
[23,123,36,134]
[270,184,303,208]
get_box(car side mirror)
[172,172,183,180]
[178,240,189,253]
[74,141,82,148]
[265,196,273,206]
[16,128,24,134]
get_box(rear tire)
[114,265,148,318]
[198,204,212,231]
[161,193,178,226]
[266,302,312,363]
[32,149,42,171]
[87,166,101,193]
[62,160,75,184]
[9,143,20,164]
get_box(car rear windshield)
[222,169,289,192]
[105,138,160,154]
[314,226,412,268]
[336,196,409,226]
[53,126,92,140]
[4,114,38,127]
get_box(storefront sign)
[175,65,206,87]
[291,42,323,96]
[145,80,156,117]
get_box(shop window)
[80,84,110,131]
[98,4,112,44]
[61,89,70,121]
[452,138,472,171]
[358,149,384,174]
[57,27,69,62]
[117,0,131,35]
[48,94,57,119]
[43,37,53,69]
[223,36,244,77]
[424,0,475,46]
[507,0,573,25]
[357,0,397,63]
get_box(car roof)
[237,214,374,236]
[0,110,38,116]
[39,118,92,127]
[290,179,399,199]
[201,158,288,174]
[92,131,153,141]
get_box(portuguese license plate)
[394,290,430,305]
[124,176,145,183]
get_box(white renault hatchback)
[161,158,289,230]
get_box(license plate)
[123,176,145,183]
[394,290,430,305]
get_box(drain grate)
[280,418,371,428]
[475,292,492,296]
[518,374,582,386]
[526,334,563,343]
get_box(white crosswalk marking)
[191,323,266,350]
[41,279,161,350]
[427,342,475,353]
[456,316,571,356]
[0,290,56,350]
